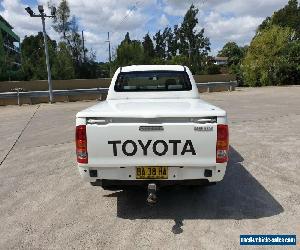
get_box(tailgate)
[86,118,217,167]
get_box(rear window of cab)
[114,71,192,92]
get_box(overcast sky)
[0,0,289,62]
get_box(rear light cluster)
[216,124,229,163]
[76,125,88,163]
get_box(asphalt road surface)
[0,86,299,249]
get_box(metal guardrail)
[0,88,109,105]
[197,81,237,89]
[0,82,237,105]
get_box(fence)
[0,74,236,93]
[0,81,237,106]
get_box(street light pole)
[25,5,56,103]
[41,14,53,103]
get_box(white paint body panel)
[76,65,228,183]
[76,98,226,118]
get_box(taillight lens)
[76,125,88,163]
[216,124,229,163]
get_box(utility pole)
[25,5,56,103]
[41,14,53,103]
[82,30,86,62]
[106,32,112,77]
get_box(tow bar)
[147,183,157,204]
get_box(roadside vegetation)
[242,0,300,86]
[0,0,299,86]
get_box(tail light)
[216,124,229,163]
[76,125,88,163]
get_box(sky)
[0,0,290,62]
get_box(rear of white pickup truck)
[76,65,229,192]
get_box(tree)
[20,32,78,80]
[168,25,179,57]
[273,39,300,84]
[242,0,300,86]
[177,4,210,73]
[52,0,71,41]
[21,32,57,80]
[52,0,97,79]
[68,17,84,73]
[115,33,144,66]
[257,0,300,37]
[218,42,245,66]
[242,25,299,86]
[142,33,155,63]
[113,4,210,73]
[52,42,75,79]
[218,42,247,83]
[153,30,166,60]
[162,27,176,60]
[123,32,131,45]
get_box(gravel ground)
[0,86,299,249]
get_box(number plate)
[136,167,168,179]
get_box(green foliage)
[21,32,57,80]
[218,42,247,84]
[52,42,75,79]
[258,0,300,37]
[51,0,97,79]
[230,0,300,86]
[114,4,210,74]
[168,55,188,65]
[204,63,221,74]
[142,33,155,63]
[218,42,246,66]
[21,32,76,80]
[153,30,166,59]
[242,25,300,86]
[178,5,210,73]
[116,33,144,66]
[274,40,300,84]
[52,0,71,41]
[98,62,110,78]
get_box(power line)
[105,1,141,63]
[112,1,141,35]
[104,0,206,63]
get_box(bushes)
[242,26,300,86]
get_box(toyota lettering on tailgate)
[108,140,196,156]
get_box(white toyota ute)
[76,65,229,201]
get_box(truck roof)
[121,65,185,72]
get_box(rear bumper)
[77,163,227,183]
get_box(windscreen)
[114,71,192,92]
